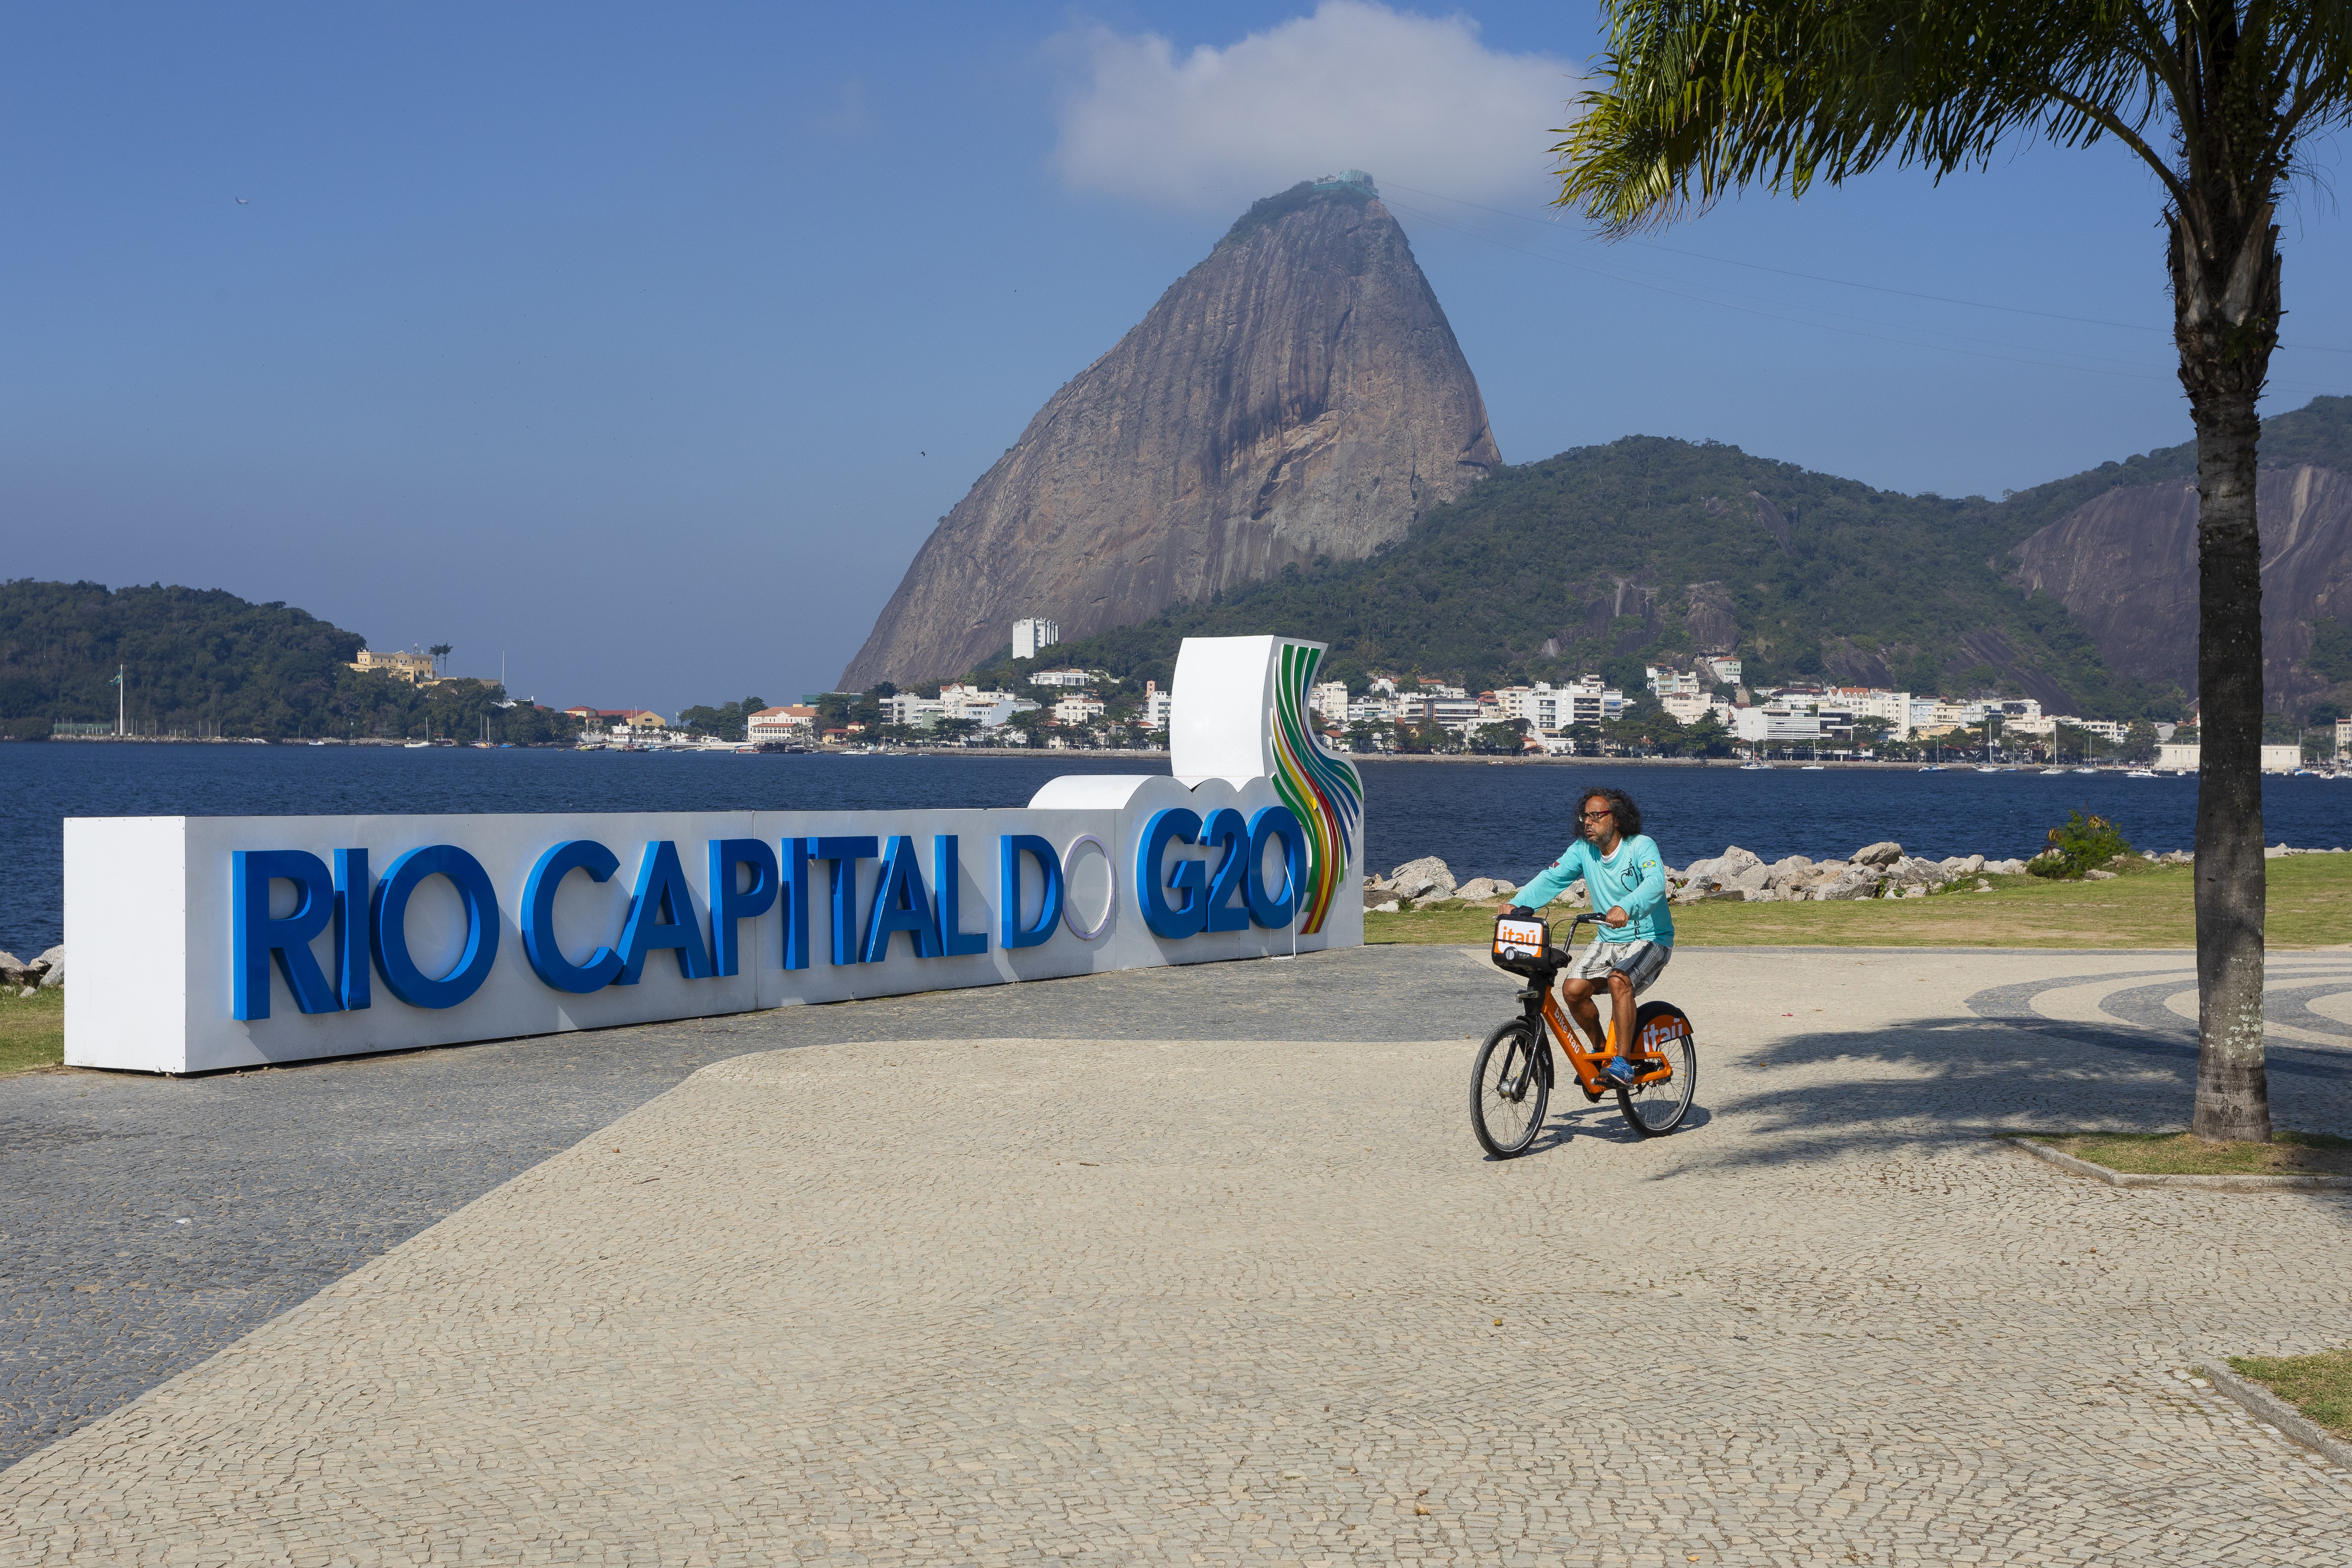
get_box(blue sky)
[7,1,2349,713]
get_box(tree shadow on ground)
[1617,1008,2352,1199]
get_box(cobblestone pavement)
[0,951,1501,1469]
[4,946,2350,1563]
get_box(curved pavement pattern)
[4,946,2350,1564]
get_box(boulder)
[1731,861,1773,894]
[1454,877,1517,902]
[1984,858,2026,876]
[1851,840,1903,868]
[1679,855,1725,888]
[1369,900,1401,914]
[0,951,20,986]
[1812,866,1883,901]
[1764,855,1815,890]
[2082,868,2119,881]
[1386,856,1456,902]
[36,946,62,989]
[1547,878,1589,908]
[1720,845,1764,874]
[1899,885,1928,899]
[1741,887,1782,902]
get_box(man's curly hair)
[1580,786,1642,839]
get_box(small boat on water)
[2073,767,2098,774]
[1739,762,1772,771]
[1918,763,1946,772]
[1975,764,2001,774]
[403,740,430,749]
[1800,764,1825,771]
[2127,768,2158,778]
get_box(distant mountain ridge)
[958,397,2352,724]
[839,176,1499,689]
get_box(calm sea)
[6,744,2348,956]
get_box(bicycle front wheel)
[1470,1020,1550,1158]
[1616,1008,1697,1137]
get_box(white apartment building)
[1368,675,1399,697]
[1029,668,1102,689]
[2067,719,2129,742]
[745,705,817,743]
[1415,681,1469,701]
[1659,691,1714,725]
[1310,681,1349,722]
[1346,695,1396,726]
[2154,743,2305,772]
[1695,656,1742,688]
[1822,687,1914,740]
[1564,674,1625,726]
[2338,717,2351,755]
[1645,666,1703,698]
[1398,695,1484,733]
[937,683,1022,727]
[1012,618,1059,661]
[1143,682,1173,730]
[1731,704,1822,745]
[881,693,946,729]
[1052,693,1106,725]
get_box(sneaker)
[1601,1055,1641,1088]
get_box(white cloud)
[1049,3,1575,214]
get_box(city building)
[1310,681,1349,722]
[1052,693,1106,725]
[1694,655,1743,688]
[351,649,438,684]
[1659,690,1713,725]
[1731,704,1822,746]
[745,705,817,743]
[565,707,665,734]
[1645,666,1703,698]
[2338,717,2352,756]
[1012,618,1059,661]
[2154,743,2305,772]
[939,684,1023,728]
[1028,668,1103,689]
[1143,681,1173,730]
[1822,688,1914,741]
[881,693,946,729]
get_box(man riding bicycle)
[1498,786,1672,1088]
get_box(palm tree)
[1552,1,2351,1142]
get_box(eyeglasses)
[1579,809,1613,822]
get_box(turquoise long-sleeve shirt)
[1514,833,1674,946]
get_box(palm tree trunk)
[2189,388,2270,1142]
[2171,199,2279,1145]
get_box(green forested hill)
[0,580,577,741]
[964,397,2352,720]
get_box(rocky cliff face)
[839,180,1500,689]
[2012,463,2352,710]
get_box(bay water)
[7,744,2348,957]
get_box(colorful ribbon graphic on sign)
[1268,640,1362,933]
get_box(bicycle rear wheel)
[1616,1005,1696,1137]
[1470,1020,1550,1158]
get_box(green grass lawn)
[0,987,65,1076]
[2229,1347,2352,1440]
[2020,1129,2352,1175]
[1366,853,2352,949]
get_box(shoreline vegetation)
[1366,852,2352,949]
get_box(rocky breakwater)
[0,946,64,997]
[1672,842,2033,903]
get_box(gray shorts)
[1567,937,1671,995]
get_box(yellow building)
[351,649,438,684]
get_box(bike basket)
[1491,914,1552,975]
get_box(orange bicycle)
[1470,911,1698,1157]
